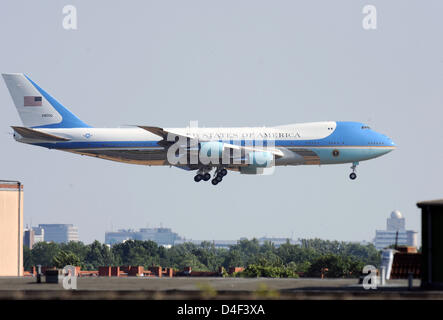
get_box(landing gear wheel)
[203,173,211,181]
[349,162,359,181]
[211,179,219,185]
[194,174,203,182]
[216,175,223,182]
[220,168,228,176]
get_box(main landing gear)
[194,168,227,185]
[194,168,211,182]
[211,168,227,185]
[194,171,211,182]
[349,162,359,180]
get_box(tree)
[84,240,115,269]
[52,250,82,268]
[111,240,161,268]
[31,242,60,266]
[59,241,88,261]
[23,238,378,277]
[223,249,243,269]
[307,254,364,278]
[23,245,33,270]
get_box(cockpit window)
[361,126,371,129]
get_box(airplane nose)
[377,131,396,148]
[388,137,396,148]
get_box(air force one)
[2,73,396,185]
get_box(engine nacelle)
[248,151,274,167]
[240,166,265,175]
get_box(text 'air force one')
[2,73,396,185]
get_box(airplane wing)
[11,126,70,142]
[138,125,284,158]
[138,126,194,140]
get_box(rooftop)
[417,199,443,208]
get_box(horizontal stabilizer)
[11,126,70,142]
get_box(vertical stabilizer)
[2,73,91,128]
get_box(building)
[32,226,44,244]
[23,228,35,249]
[23,226,45,248]
[105,227,300,248]
[417,199,443,288]
[373,210,418,250]
[173,239,238,249]
[136,228,182,245]
[257,237,300,247]
[38,224,79,243]
[173,237,300,249]
[105,227,182,246]
[0,181,23,276]
[105,229,134,245]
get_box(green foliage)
[112,240,161,268]
[30,242,61,266]
[52,250,82,268]
[307,253,365,278]
[241,264,299,278]
[239,256,299,278]
[24,238,380,278]
[83,240,114,270]
[23,245,33,270]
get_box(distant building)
[373,210,418,250]
[257,237,300,247]
[105,227,299,249]
[32,226,45,244]
[136,228,182,245]
[174,237,300,249]
[105,229,134,245]
[24,226,45,248]
[173,239,238,249]
[23,228,35,249]
[105,227,182,246]
[38,224,79,243]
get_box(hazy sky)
[1,1,442,244]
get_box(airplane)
[2,73,396,185]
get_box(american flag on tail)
[24,96,42,107]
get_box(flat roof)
[0,181,23,191]
[417,199,443,208]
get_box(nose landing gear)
[349,162,358,180]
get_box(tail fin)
[2,73,91,128]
